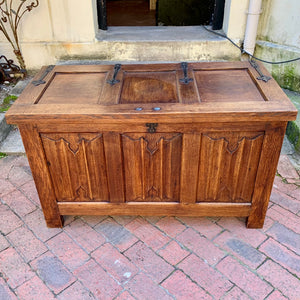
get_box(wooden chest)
[6,62,297,228]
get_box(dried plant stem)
[0,0,39,74]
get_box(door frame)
[97,0,107,30]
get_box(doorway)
[97,0,224,30]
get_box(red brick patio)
[0,154,299,299]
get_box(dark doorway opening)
[158,0,214,26]
[97,0,225,30]
[107,0,156,26]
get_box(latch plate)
[146,123,158,133]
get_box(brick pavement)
[0,154,299,299]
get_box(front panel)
[41,133,109,202]
[121,132,182,202]
[197,131,264,203]
[40,128,266,206]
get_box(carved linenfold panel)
[197,131,264,203]
[147,186,158,198]
[122,133,180,155]
[202,133,264,153]
[40,129,265,205]
[41,134,102,155]
[74,186,92,201]
[122,133,182,202]
[130,186,173,202]
[41,133,109,202]
[201,185,245,203]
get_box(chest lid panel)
[38,72,107,104]
[194,69,265,102]
[6,62,297,123]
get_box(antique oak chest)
[6,62,297,228]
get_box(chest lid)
[6,61,297,123]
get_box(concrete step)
[0,77,32,150]
[0,127,25,155]
[21,27,241,68]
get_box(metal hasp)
[107,64,121,86]
[0,55,26,83]
[146,123,158,133]
[179,62,193,85]
[32,65,55,86]
[250,60,271,83]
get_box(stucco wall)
[0,0,98,43]
[255,0,300,91]
[0,0,97,68]
[257,0,300,49]
[0,0,248,69]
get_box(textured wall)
[256,0,300,92]
[0,0,248,69]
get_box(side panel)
[247,125,286,228]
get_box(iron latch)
[250,60,271,83]
[107,64,121,86]
[179,62,193,85]
[32,65,55,86]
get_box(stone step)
[0,77,31,150]
[0,113,12,144]
[2,27,241,69]
[0,127,25,155]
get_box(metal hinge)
[179,62,193,85]
[250,60,271,83]
[107,63,121,86]
[32,65,55,86]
